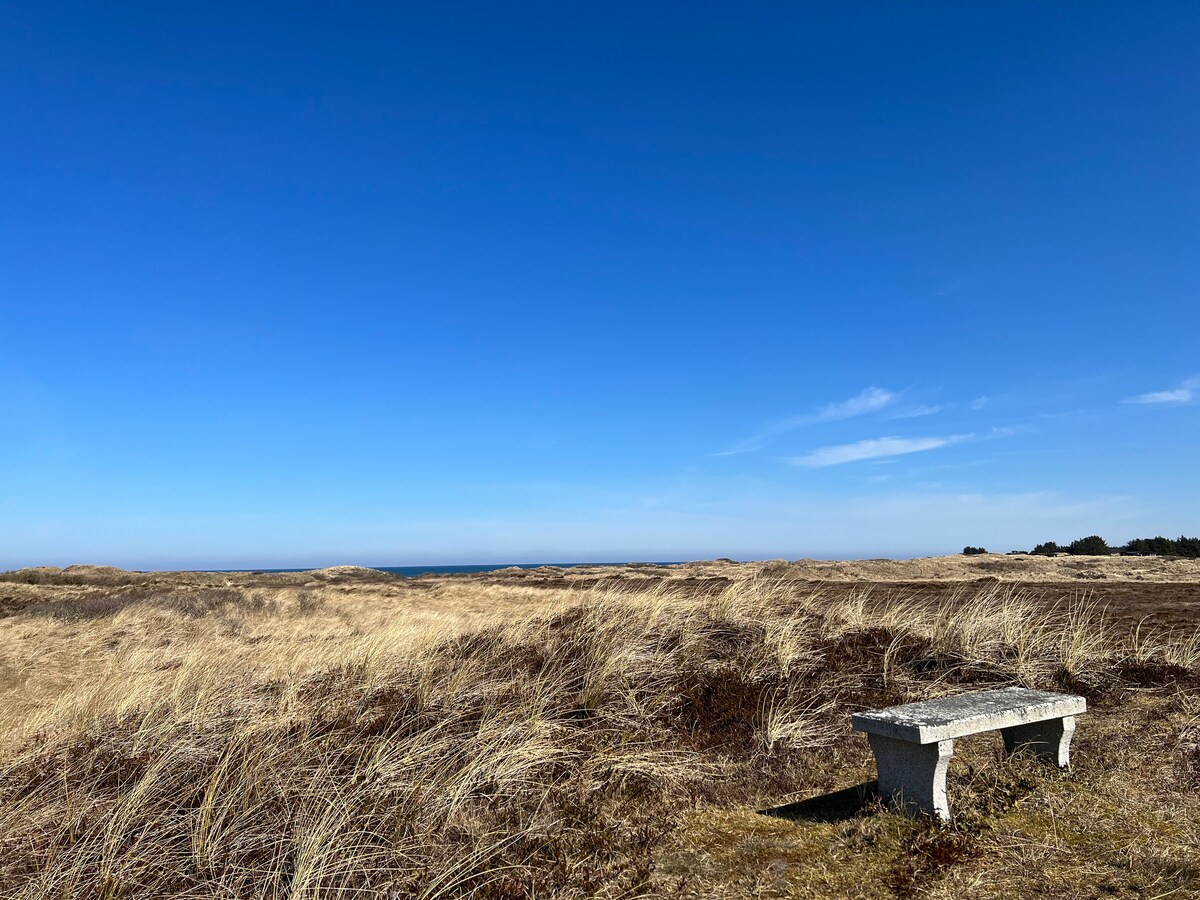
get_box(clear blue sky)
[2,3,1197,568]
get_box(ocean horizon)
[212,562,687,577]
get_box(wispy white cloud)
[810,386,895,422]
[1124,377,1199,405]
[791,434,973,468]
[968,396,989,411]
[718,386,895,456]
[889,404,944,419]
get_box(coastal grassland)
[0,565,1198,898]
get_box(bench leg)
[1001,715,1075,767]
[867,734,954,821]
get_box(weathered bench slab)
[851,687,1086,821]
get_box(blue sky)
[2,3,1197,568]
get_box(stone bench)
[851,687,1086,821]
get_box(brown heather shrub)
[18,587,261,622]
[0,576,1197,897]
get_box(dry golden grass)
[0,566,1198,898]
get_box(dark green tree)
[1123,536,1172,555]
[1175,536,1200,558]
[1067,534,1111,555]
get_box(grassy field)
[1,559,1198,898]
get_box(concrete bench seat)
[851,687,1086,821]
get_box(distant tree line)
[1024,534,1200,558]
